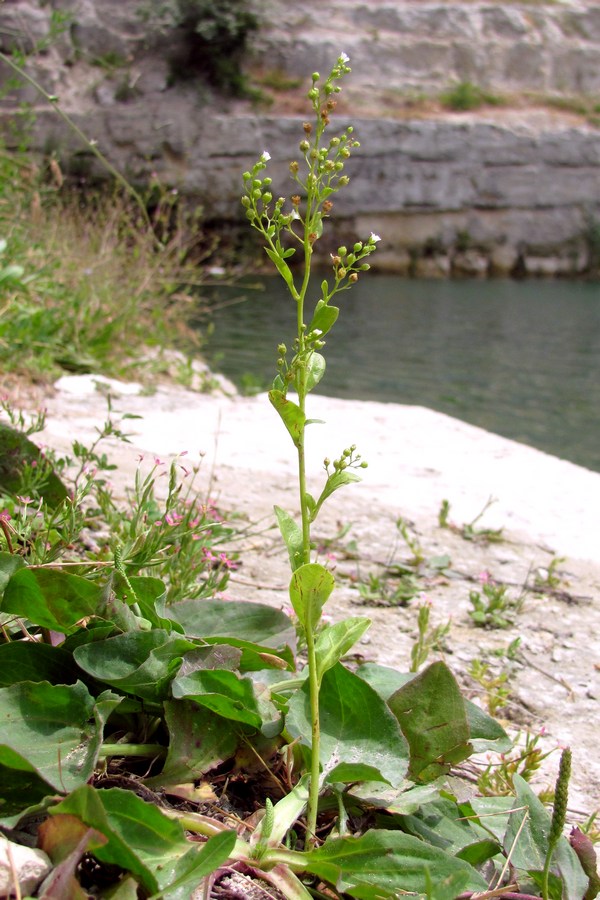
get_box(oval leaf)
[302,828,487,896]
[2,567,104,633]
[0,680,99,794]
[387,661,472,783]
[274,506,304,572]
[309,300,339,338]
[286,663,409,788]
[289,563,335,631]
[315,618,371,684]
[268,390,305,448]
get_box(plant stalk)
[0,50,155,236]
[99,743,166,759]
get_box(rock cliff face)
[2,0,600,275]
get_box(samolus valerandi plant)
[242,50,379,844]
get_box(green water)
[201,275,600,473]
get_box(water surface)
[200,275,600,472]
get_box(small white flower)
[290,209,301,221]
[370,232,381,243]
[340,52,350,64]
[261,150,271,162]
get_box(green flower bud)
[241,196,251,208]
[262,192,272,204]
[300,140,310,152]
[308,88,319,101]
[337,246,347,257]
[278,343,287,354]
[360,263,371,271]
[242,171,252,181]
[338,176,350,186]
[262,177,272,186]
[353,242,363,253]
[312,72,320,82]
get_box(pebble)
[0,837,51,896]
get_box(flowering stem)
[241,52,378,851]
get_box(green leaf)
[505,775,588,900]
[50,784,231,895]
[168,599,296,668]
[0,680,100,794]
[387,661,472,783]
[398,797,498,859]
[171,669,263,728]
[469,795,518,842]
[126,576,181,632]
[0,765,58,824]
[0,551,25,600]
[315,618,371,684]
[2,567,104,633]
[309,300,339,339]
[149,700,239,787]
[0,640,78,686]
[348,780,441,815]
[274,505,304,572]
[286,663,409,787]
[303,352,326,393]
[358,663,511,754]
[302,829,487,897]
[465,698,512,753]
[312,469,361,520]
[288,563,334,631]
[73,630,197,701]
[264,247,295,292]
[268,390,305,447]
[159,829,236,899]
[0,423,67,507]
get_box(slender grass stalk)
[0,50,154,235]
